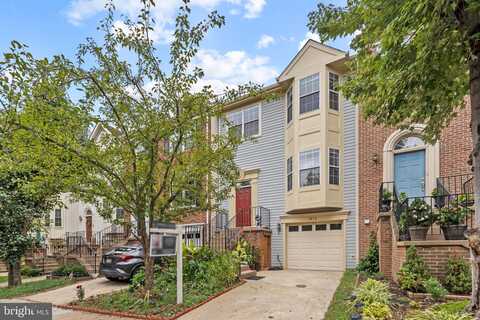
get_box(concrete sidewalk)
[0,275,47,288]
[21,277,128,305]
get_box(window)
[225,105,260,138]
[243,107,259,138]
[286,87,293,123]
[54,209,62,227]
[394,136,424,150]
[330,223,342,230]
[299,73,320,114]
[116,208,124,221]
[288,225,299,232]
[329,148,340,185]
[299,149,320,187]
[301,225,313,231]
[287,157,293,191]
[45,214,50,227]
[329,73,339,111]
[316,224,327,231]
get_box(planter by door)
[409,226,429,241]
[441,225,467,240]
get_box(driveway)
[179,270,342,320]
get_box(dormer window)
[299,73,320,114]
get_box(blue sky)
[0,0,350,91]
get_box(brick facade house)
[359,98,473,280]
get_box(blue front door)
[394,150,425,198]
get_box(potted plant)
[406,199,433,241]
[431,188,445,208]
[458,193,474,207]
[381,189,393,212]
[437,200,469,240]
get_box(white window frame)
[328,147,340,185]
[328,72,340,111]
[54,209,62,227]
[287,156,293,192]
[299,148,320,188]
[224,104,262,139]
[286,87,293,124]
[299,73,320,115]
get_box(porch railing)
[395,193,474,240]
[436,174,474,196]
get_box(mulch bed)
[55,280,246,320]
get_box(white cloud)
[257,34,275,49]
[192,49,278,93]
[244,0,266,19]
[229,8,240,15]
[298,31,320,50]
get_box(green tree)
[0,0,255,294]
[307,0,479,312]
[0,170,58,287]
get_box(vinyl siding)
[222,97,286,267]
[343,100,358,268]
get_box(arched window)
[394,136,424,150]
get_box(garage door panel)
[286,223,344,271]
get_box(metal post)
[176,226,183,305]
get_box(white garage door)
[286,222,345,271]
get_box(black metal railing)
[436,174,474,196]
[93,223,129,248]
[378,181,400,213]
[395,193,474,241]
[233,206,271,229]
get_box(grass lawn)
[75,282,240,318]
[0,275,7,283]
[324,270,357,320]
[0,278,73,299]
[432,300,470,314]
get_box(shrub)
[357,234,379,276]
[362,302,392,320]
[21,265,41,277]
[52,263,89,277]
[443,257,471,294]
[354,278,391,306]
[397,246,430,292]
[406,199,433,227]
[423,277,447,301]
[232,239,259,270]
[406,310,473,320]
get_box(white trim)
[383,125,440,196]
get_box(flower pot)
[441,225,467,240]
[408,226,429,241]
[381,199,391,212]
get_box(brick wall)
[439,101,472,177]
[240,227,272,270]
[179,211,206,224]
[358,116,394,257]
[358,102,472,259]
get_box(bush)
[354,278,391,306]
[357,234,379,276]
[423,277,447,301]
[406,309,473,320]
[52,263,89,277]
[21,265,42,277]
[362,302,392,320]
[443,257,471,294]
[397,246,430,292]
[232,238,259,270]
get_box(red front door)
[236,187,251,227]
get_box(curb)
[55,280,247,320]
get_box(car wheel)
[129,266,144,282]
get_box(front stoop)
[240,264,257,279]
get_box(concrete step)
[240,269,257,280]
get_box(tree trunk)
[138,216,154,295]
[468,36,480,315]
[7,259,22,287]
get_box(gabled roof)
[277,39,346,81]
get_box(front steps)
[240,264,257,279]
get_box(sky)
[0,0,351,92]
